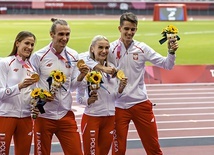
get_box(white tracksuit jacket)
[109,39,175,109]
[0,56,35,117]
[76,59,120,116]
[83,39,176,109]
[30,43,82,120]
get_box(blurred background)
[0,0,214,16]
[1,0,214,155]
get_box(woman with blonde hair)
[77,35,127,155]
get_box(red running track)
[9,83,214,154]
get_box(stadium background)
[0,0,214,154]
[0,0,214,16]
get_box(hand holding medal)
[77,59,85,69]
[116,70,126,80]
[31,73,40,82]
[77,59,90,77]
[116,70,128,93]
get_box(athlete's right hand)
[18,77,37,90]
[45,95,54,102]
[102,66,117,76]
[87,91,98,105]
[31,106,40,119]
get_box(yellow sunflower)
[85,71,102,84]
[85,72,91,81]
[50,70,66,83]
[91,71,102,84]
[39,89,52,99]
[43,90,52,97]
[31,88,41,98]
[159,25,180,45]
[162,25,179,35]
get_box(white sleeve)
[29,53,41,74]
[143,43,175,70]
[0,60,20,100]
[76,79,89,106]
[79,52,98,70]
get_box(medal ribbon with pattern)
[116,40,121,60]
[16,54,35,74]
[50,43,72,68]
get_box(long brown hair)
[8,31,36,57]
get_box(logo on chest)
[13,68,19,72]
[133,53,138,60]
[46,63,53,67]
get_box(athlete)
[110,12,179,155]
[85,12,179,155]
[30,18,89,155]
[77,35,127,155]
[0,31,37,155]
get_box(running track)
[10,83,214,154]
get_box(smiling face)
[119,21,137,48]
[16,36,35,60]
[50,24,70,53]
[91,39,110,64]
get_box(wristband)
[168,49,175,55]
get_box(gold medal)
[116,70,125,80]
[77,59,85,69]
[31,73,40,82]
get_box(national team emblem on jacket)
[13,68,19,72]
[46,63,53,67]
[133,53,138,60]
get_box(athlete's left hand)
[79,64,90,76]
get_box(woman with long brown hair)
[0,31,37,155]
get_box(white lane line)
[159,135,214,139]
[148,88,214,92]
[153,101,214,105]
[151,96,214,100]
[128,135,214,141]
[149,92,214,96]
[155,113,214,117]
[157,119,214,123]
[146,83,214,86]
[154,107,214,110]
[128,127,214,132]
[12,135,214,146]
[158,127,214,131]
[127,119,214,124]
[75,113,214,119]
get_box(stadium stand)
[0,0,213,16]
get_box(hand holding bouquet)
[30,88,52,119]
[85,71,102,91]
[46,70,66,95]
[159,25,180,45]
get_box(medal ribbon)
[16,54,34,72]
[50,43,71,68]
[116,42,121,60]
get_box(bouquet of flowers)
[159,25,180,45]
[46,70,67,95]
[30,88,52,119]
[85,71,102,90]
